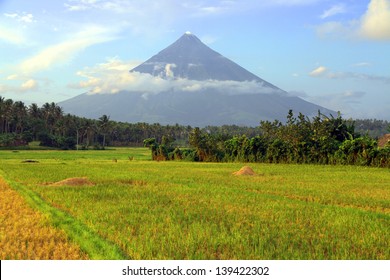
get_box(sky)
[0,0,389,120]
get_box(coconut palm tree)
[98,114,111,148]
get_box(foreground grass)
[0,176,87,260]
[0,148,389,259]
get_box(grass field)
[0,147,389,259]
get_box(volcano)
[131,31,277,87]
[59,32,334,126]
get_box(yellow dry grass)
[49,177,94,187]
[0,177,87,260]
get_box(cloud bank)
[70,58,285,96]
[309,66,390,83]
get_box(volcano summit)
[59,33,334,126]
[131,32,277,87]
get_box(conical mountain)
[59,32,335,126]
[131,32,277,88]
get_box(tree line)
[0,96,195,149]
[0,96,248,149]
[1,96,389,167]
[144,110,390,168]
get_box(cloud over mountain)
[72,58,285,96]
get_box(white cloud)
[71,58,285,96]
[342,90,366,99]
[359,0,390,40]
[320,4,346,19]
[309,66,327,77]
[0,77,39,94]
[315,0,390,41]
[19,25,117,74]
[4,12,35,23]
[65,0,137,13]
[21,79,38,90]
[352,62,371,67]
[0,25,26,45]
[164,64,176,79]
[64,4,89,11]
[315,20,357,39]
[6,74,19,80]
[309,66,390,83]
[4,13,17,19]
[268,0,321,6]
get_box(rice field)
[0,176,87,260]
[0,148,389,259]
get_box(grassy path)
[1,172,127,260]
[0,176,87,259]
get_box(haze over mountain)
[59,32,335,126]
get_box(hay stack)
[233,166,256,176]
[50,177,94,186]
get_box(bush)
[371,147,390,168]
[181,149,199,162]
[38,132,76,150]
[335,137,377,166]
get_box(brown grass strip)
[0,177,88,259]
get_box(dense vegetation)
[145,111,390,167]
[1,96,389,167]
[1,96,256,149]
[0,96,192,149]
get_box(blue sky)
[0,0,389,120]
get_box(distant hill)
[59,32,335,126]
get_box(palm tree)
[28,103,44,140]
[12,101,27,134]
[3,99,14,133]
[82,118,95,149]
[98,114,110,148]
[41,102,63,134]
[0,96,5,133]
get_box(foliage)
[1,95,389,167]
[335,137,378,166]
[353,118,390,138]
[0,96,194,149]
[155,111,389,168]
[143,136,180,161]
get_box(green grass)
[3,178,126,259]
[0,148,389,259]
